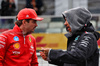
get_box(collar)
[64,32,72,38]
[13,24,23,35]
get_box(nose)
[64,21,68,25]
[64,22,66,25]
[36,23,38,27]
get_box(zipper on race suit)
[23,36,26,44]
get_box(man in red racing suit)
[0,8,43,66]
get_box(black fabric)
[49,32,99,66]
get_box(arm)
[40,48,64,65]
[0,34,7,66]
[31,38,38,66]
[48,50,64,65]
[49,34,97,64]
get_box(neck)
[19,25,27,35]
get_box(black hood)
[62,7,92,34]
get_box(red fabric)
[17,8,43,21]
[0,25,38,66]
[97,38,100,48]
[0,29,9,32]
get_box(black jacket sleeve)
[48,33,97,65]
[48,49,64,65]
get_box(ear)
[22,20,27,25]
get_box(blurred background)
[0,0,100,66]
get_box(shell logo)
[13,43,20,49]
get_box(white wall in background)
[55,0,88,15]
[55,0,68,16]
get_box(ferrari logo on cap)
[26,15,29,17]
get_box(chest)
[67,36,80,51]
[6,35,35,56]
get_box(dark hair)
[14,20,23,27]
[15,19,32,27]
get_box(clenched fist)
[40,47,51,61]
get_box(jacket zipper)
[23,36,26,44]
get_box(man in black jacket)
[40,7,100,66]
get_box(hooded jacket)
[48,7,100,66]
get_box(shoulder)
[1,29,13,34]
[0,29,13,36]
[0,30,13,41]
[81,32,95,38]
[80,32,96,41]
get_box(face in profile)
[24,19,38,35]
[64,18,71,32]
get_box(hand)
[40,51,47,60]
[40,47,51,61]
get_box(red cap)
[17,8,43,21]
